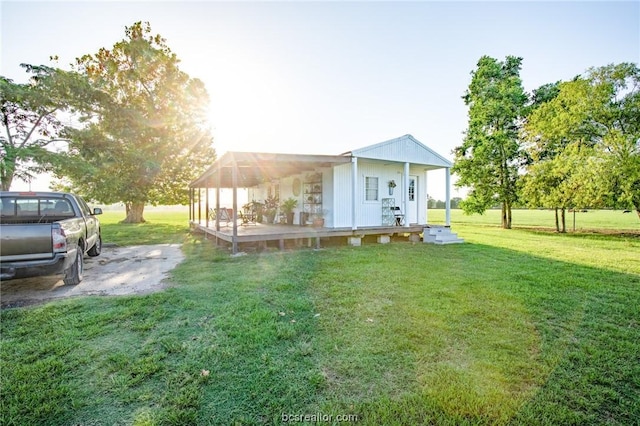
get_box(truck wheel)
[88,235,102,257]
[63,249,84,286]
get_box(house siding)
[192,134,450,231]
[357,161,387,227]
[332,163,353,228]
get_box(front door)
[407,176,418,224]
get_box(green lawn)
[99,208,190,246]
[1,209,638,425]
[428,208,640,232]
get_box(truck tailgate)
[0,224,54,261]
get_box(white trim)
[403,162,410,227]
[445,167,451,226]
[351,157,358,230]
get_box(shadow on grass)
[1,238,638,425]
[334,241,640,425]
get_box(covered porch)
[190,219,429,251]
[189,137,456,254]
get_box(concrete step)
[423,227,464,244]
[434,238,465,245]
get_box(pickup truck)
[0,191,103,285]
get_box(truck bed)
[0,223,55,261]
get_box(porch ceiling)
[190,151,352,188]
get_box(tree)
[521,79,582,232]
[524,63,640,220]
[0,65,89,190]
[589,63,640,219]
[55,22,215,223]
[450,197,463,209]
[521,142,595,232]
[453,56,528,228]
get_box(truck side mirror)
[93,208,103,215]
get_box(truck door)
[77,197,98,250]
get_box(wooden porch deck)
[190,220,426,245]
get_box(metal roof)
[190,135,451,188]
[344,134,452,168]
[189,151,352,188]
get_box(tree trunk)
[1,163,15,191]
[501,201,512,229]
[501,202,507,229]
[121,202,146,223]
[1,148,17,190]
[554,208,560,232]
[0,176,12,191]
[560,208,566,233]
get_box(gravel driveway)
[0,244,184,308]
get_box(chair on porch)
[239,206,257,226]
[209,207,233,227]
[392,206,405,226]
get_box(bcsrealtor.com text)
[281,413,359,423]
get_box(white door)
[407,176,418,224]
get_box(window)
[365,177,379,201]
[0,197,73,217]
[408,178,415,201]
[78,198,92,216]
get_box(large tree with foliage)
[590,63,640,219]
[0,65,91,190]
[56,22,215,223]
[521,142,595,232]
[524,63,640,220]
[521,79,593,232]
[453,55,528,228]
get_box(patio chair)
[239,208,257,226]
[210,207,233,227]
[392,206,405,226]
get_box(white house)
[189,134,461,252]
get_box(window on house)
[365,177,379,201]
[409,178,415,201]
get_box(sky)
[1,0,639,198]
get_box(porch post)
[198,188,201,223]
[424,170,429,224]
[445,167,451,226]
[205,187,210,228]
[351,156,358,231]
[215,168,220,232]
[232,159,239,254]
[404,162,410,227]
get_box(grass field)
[428,208,640,232]
[99,208,191,246]
[1,209,638,425]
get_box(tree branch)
[19,107,59,149]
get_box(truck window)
[0,197,74,217]
[1,198,19,215]
[77,198,92,216]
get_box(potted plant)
[312,209,328,228]
[244,200,263,223]
[280,197,298,225]
[388,180,397,195]
[252,201,264,223]
[263,195,279,224]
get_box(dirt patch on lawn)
[0,244,184,309]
